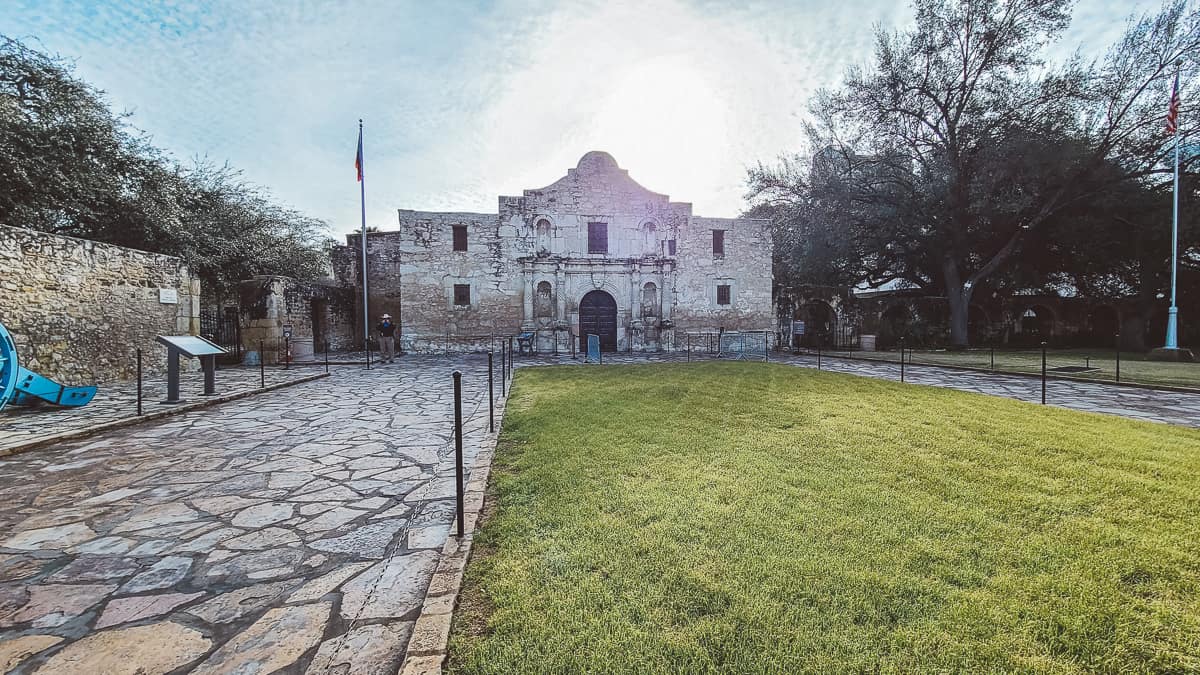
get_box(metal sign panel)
[282,323,293,339]
[586,334,601,363]
[155,335,227,357]
[792,320,806,335]
[158,288,178,304]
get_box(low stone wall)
[0,225,199,385]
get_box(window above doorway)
[452,225,468,251]
[588,222,608,254]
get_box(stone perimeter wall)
[0,225,199,385]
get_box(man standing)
[377,313,397,364]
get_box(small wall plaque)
[159,288,179,304]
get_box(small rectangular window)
[453,284,471,306]
[667,239,677,256]
[717,284,731,306]
[712,230,725,257]
[452,225,467,251]
[588,222,608,254]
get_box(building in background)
[333,151,774,352]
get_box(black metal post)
[1041,341,1047,405]
[453,370,464,538]
[990,347,995,371]
[203,355,216,395]
[501,341,507,396]
[284,337,290,370]
[488,351,495,433]
[817,347,821,370]
[572,332,576,359]
[324,341,330,374]
[259,340,265,388]
[899,338,905,382]
[687,334,691,362]
[1115,332,1121,382]
[136,348,143,416]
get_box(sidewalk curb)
[0,372,330,458]
[399,378,511,674]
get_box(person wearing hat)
[376,313,397,364]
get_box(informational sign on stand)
[792,320,806,336]
[586,334,601,364]
[155,335,227,403]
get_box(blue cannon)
[0,321,97,411]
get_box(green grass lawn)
[448,363,1200,674]
[837,347,1200,389]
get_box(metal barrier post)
[325,341,330,374]
[817,347,821,370]
[259,340,265,388]
[687,334,691,362]
[453,370,464,538]
[990,347,995,371]
[501,341,507,396]
[1115,333,1121,382]
[284,337,290,370]
[1041,341,1047,405]
[899,338,905,382]
[488,351,495,433]
[136,348,143,416]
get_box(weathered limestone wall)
[330,152,775,352]
[0,224,199,384]
[238,276,356,364]
[672,216,773,334]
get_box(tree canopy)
[750,0,1199,347]
[0,35,330,298]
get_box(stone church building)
[332,151,772,352]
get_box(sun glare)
[589,58,729,199]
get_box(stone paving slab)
[0,355,498,674]
[0,366,321,453]
[517,351,1200,428]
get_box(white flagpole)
[359,119,370,365]
[1166,64,1182,350]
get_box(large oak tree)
[751,0,1199,347]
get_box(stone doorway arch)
[579,290,618,352]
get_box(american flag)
[1167,73,1180,135]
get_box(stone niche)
[0,224,199,384]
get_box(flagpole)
[1166,62,1182,350]
[359,119,370,364]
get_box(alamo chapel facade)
[332,151,773,352]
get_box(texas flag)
[355,125,364,182]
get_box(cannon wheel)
[0,322,20,412]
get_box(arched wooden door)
[579,290,618,352]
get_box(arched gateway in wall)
[579,290,618,352]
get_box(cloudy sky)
[5,0,1159,236]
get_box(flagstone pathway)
[0,356,496,674]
